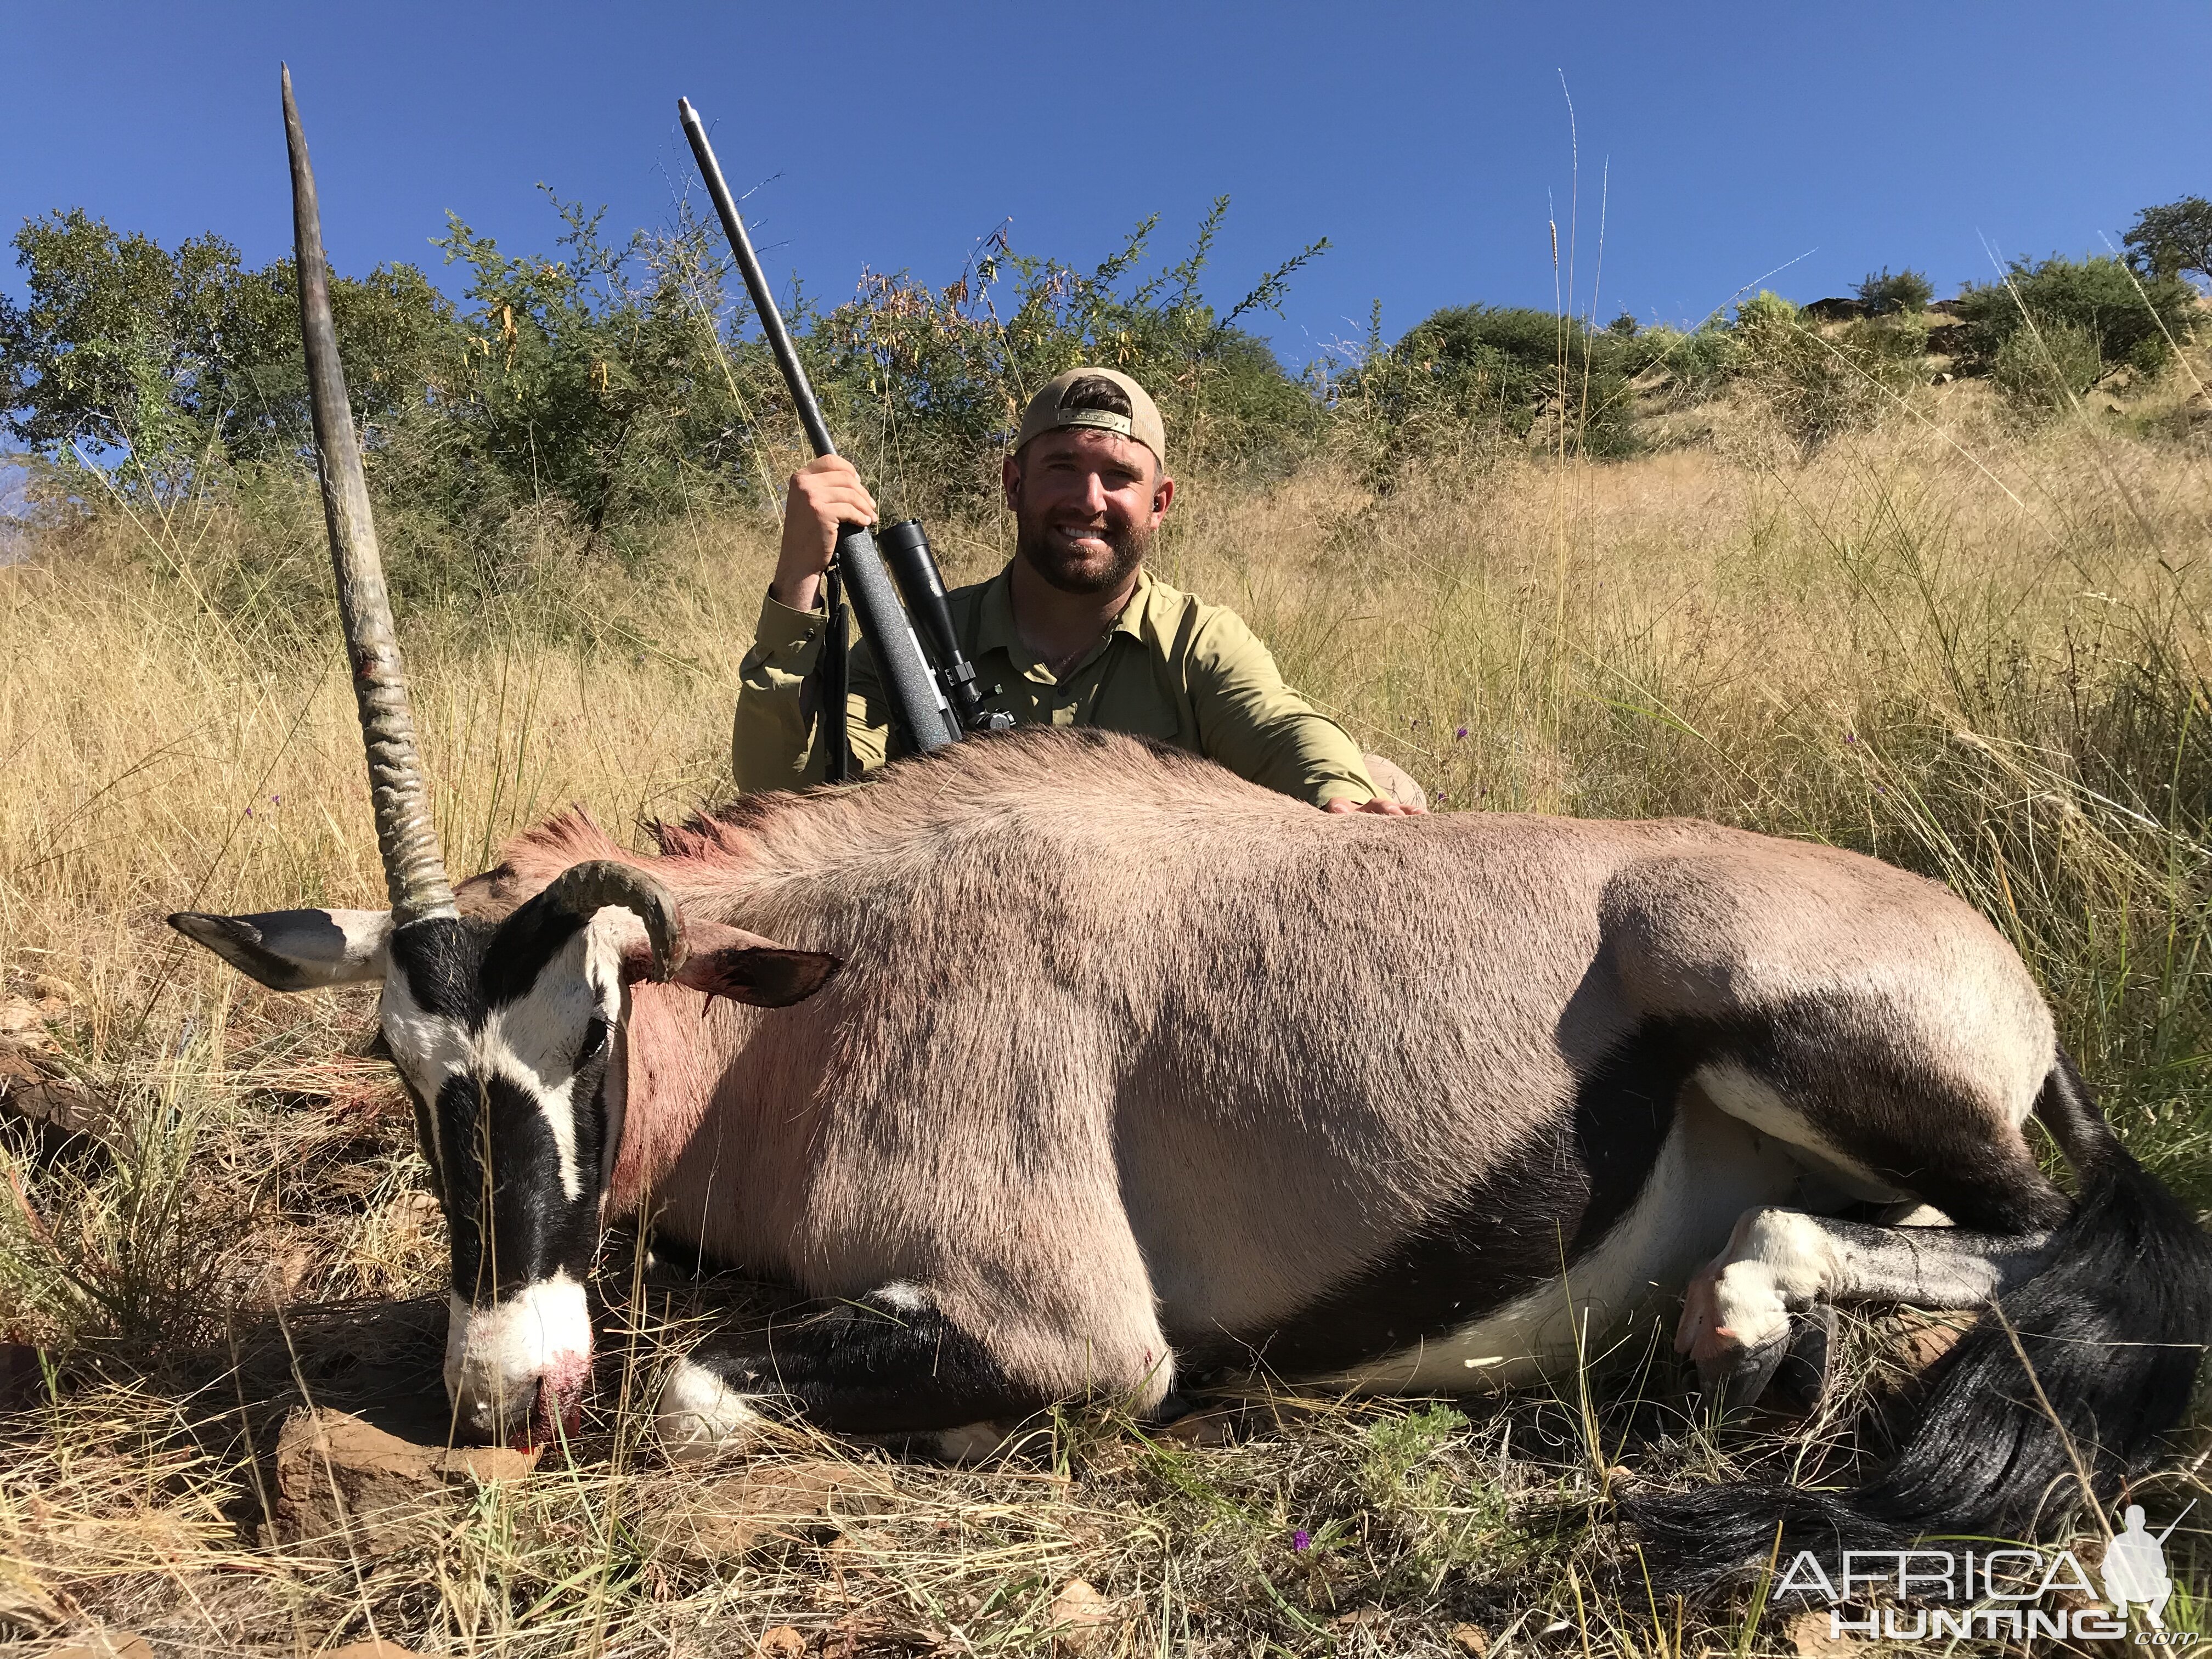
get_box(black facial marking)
[1214,1018,1686,1378]
[438,1066,607,1304]
[375,911,618,1304]
[389,915,480,1019]
[481,894,591,1008]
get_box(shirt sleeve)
[1183,606,1376,808]
[730,590,891,792]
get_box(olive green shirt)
[731,563,1377,808]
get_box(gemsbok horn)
[281,64,454,926]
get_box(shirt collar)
[977,562,1155,674]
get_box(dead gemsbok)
[174,72,2211,1586]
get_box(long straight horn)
[282,66,455,924]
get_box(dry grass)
[2,382,2209,1654]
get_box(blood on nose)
[509,1351,590,1452]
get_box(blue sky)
[4,1,2210,368]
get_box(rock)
[0,1051,112,1158]
[1786,1609,1854,1656]
[0,1000,47,1046]
[326,1644,428,1659]
[1450,1624,1490,1657]
[48,1633,154,1659]
[1048,1578,1118,1656]
[636,1458,895,1565]
[0,1342,45,1412]
[1883,1310,1974,1380]
[1801,297,1869,324]
[757,1628,806,1659]
[273,1408,539,1554]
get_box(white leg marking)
[1332,1092,1804,1392]
[927,1421,1011,1464]
[1677,1208,1841,1369]
[655,1357,768,1463]
[1697,1062,1910,1203]
[445,1272,593,1440]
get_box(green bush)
[806,198,1330,515]
[1954,253,2198,376]
[1617,321,1739,405]
[1857,266,1934,314]
[1337,302,1638,478]
[2,195,1335,611]
[1730,291,1924,444]
[0,208,454,500]
[1991,318,2104,414]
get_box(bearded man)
[732,367,1420,814]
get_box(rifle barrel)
[677,98,837,461]
[676,97,956,755]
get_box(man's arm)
[730,456,896,791]
[1183,606,1416,812]
[729,595,894,791]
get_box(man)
[731,366,1421,814]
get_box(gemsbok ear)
[663,917,840,1008]
[168,908,393,991]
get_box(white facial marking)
[873,1280,930,1314]
[380,966,470,1178]
[383,912,635,1205]
[656,1358,766,1463]
[445,1271,592,1438]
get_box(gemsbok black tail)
[1626,1054,2212,1591]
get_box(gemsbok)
[174,72,2211,1587]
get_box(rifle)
[678,97,1009,772]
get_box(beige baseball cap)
[1013,367,1167,471]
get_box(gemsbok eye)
[578,1018,609,1063]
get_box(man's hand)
[1324,794,1427,816]
[769,455,877,612]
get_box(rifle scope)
[879,521,1014,736]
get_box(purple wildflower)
[1455,726,1468,740]
[1292,1528,1311,1552]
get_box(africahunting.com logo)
[1778,1504,2199,1643]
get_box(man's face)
[1003,427,1173,596]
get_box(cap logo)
[1055,409,1135,439]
